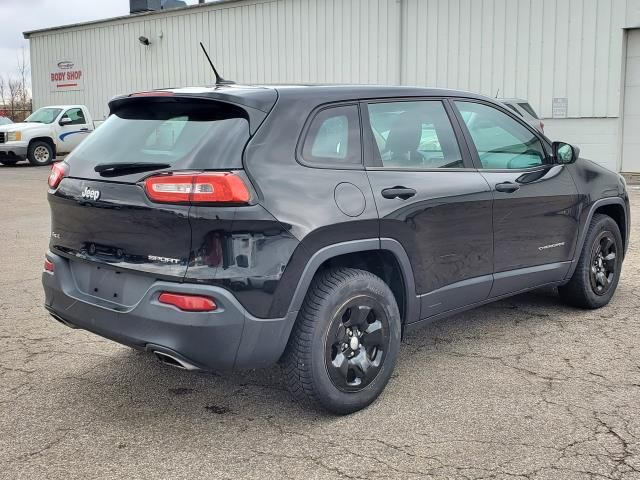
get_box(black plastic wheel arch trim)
[563,197,629,282]
[286,238,419,327]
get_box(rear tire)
[0,159,18,166]
[27,140,54,166]
[559,214,623,309]
[281,267,401,414]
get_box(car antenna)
[495,88,500,98]
[199,42,234,85]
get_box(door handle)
[381,186,417,200]
[495,182,520,193]
[80,128,89,131]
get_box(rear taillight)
[44,258,54,273]
[158,292,217,312]
[48,162,69,189]
[144,172,250,204]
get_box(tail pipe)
[149,348,201,371]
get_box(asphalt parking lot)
[1,163,639,480]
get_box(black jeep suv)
[43,85,630,413]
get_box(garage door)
[622,29,640,173]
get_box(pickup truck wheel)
[282,267,401,414]
[0,159,18,166]
[559,214,623,309]
[27,141,54,166]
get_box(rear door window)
[366,100,464,169]
[66,99,250,181]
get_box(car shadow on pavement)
[61,287,573,425]
[0,162,32,168]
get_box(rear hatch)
[48,92,272,292]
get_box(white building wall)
[401,0,626,119]
[28,0,402,121]
[26,0,640,171]
[543,118,620,171]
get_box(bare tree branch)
[1,48,31,121]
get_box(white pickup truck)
[0,105,94,166]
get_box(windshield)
[66,99,250,181]
[25,108,62,124]
[0,117,12,125]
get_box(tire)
[0,159,18,166]
[559,213,623,309]
[281,267,401,414]
[27,140,54,166]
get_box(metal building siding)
[29,0,402,118]
[29,0,631,119]
[401,0,626,118]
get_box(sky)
[0,0,201,82]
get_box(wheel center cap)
[349,336,360,351]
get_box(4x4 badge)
[81,187,100,201]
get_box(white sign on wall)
[50,60,84,92]
[552,98,568,118]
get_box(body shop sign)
[50,61,84,92]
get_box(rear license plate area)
[70,261,155,307]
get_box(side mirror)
[553,141,579,165]
[59,117,72,126]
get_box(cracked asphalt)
[1,163,639,480]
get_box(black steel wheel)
[559,213,623,309]
[282,267,401,414]
[588,231,618,296]
[325,297,390,392]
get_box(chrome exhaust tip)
[152,350,200,371]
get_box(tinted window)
[367,101,463,169]
[301,105,361,165]
[455,101,546,170]
[66,99,250,179]
[61,108,86,125]
[504,103,523,116]
[518,102,539,119]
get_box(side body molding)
[287,238,420,326]
[564,197,629,281]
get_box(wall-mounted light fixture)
[138,36,151,46]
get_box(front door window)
[455,101,546,170]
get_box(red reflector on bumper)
[158,292,217,312]
[44,258,55,272]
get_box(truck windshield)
[25,108,62,124]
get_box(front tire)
[27,140,54,166]
[282,268,401,414]
[559,214,623,309]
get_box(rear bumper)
[42,252,297,370]
[0,143,27,160]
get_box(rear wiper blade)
[94,162,170,175]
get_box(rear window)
[518,102,539,119]
[66,99,250,179]
[300,105,361,166]
[503,103,523,117]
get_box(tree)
[0,48,31,121]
